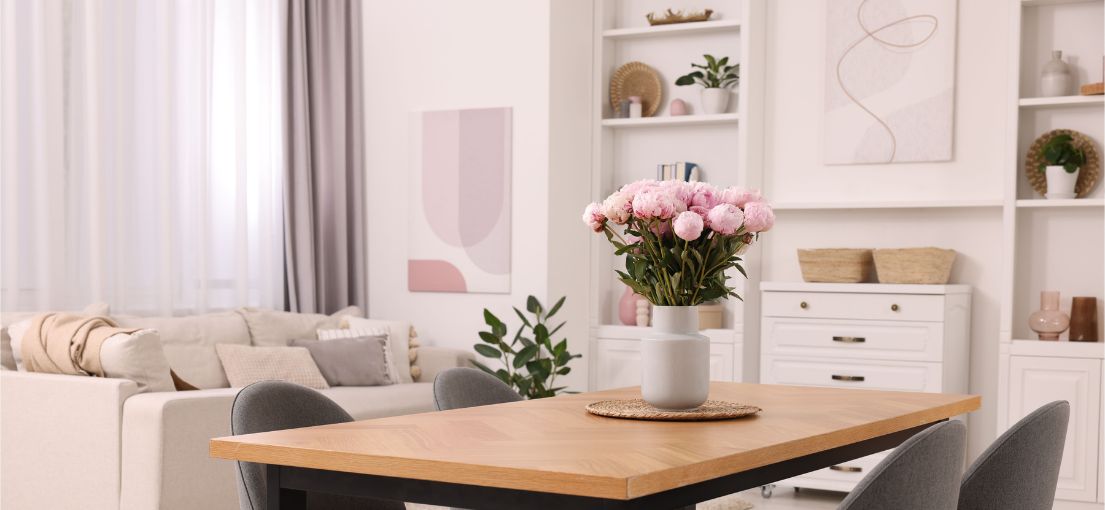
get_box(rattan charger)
[610,62,662,117]
[1025,129,1100,198]
[586,399,761,421]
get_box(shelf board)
[1010,339,1104,359]
[600,113,738,128]
[602,19,740,40]
[1022,0,1101,7]
[592,324,738,344]
[761,282,972,295]
[772,199,1003,211]
[1016,198,1105,208]
[1018,95,1105,108]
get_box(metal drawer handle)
[800,301,808,309]
[830,465,863,473]
[831,374,865,382]
[832,336,866,343]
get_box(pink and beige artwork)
[408,107,512,293]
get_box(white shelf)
[1018,95,1105,108]
[1016,198,1105,208]
[1010,339,1105,359]
[772,199,1003,211]
[600,113,739,128]
[1022,0,1101,7]
[760,282,973,295]
[592,324,738,343]
[602,19,740,40]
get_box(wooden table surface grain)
[210,382,979,500]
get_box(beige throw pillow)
[215,344,329,389]
[341,317,413,384]
[236,306,363,348]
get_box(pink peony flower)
[742,201,775,232]
[706,204,745,235]
[582,202,606,232]
[632,187,682,220]
[719,187,762,209]
[689,205,711,220]
[660,179,695,207]
[690,182,721,209]
[620,179,659,196]
[673,211,704,241]
[601,191,633,225]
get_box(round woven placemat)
[610,62,662,117]
[1025,129,1100,198]
[586,399,761,421]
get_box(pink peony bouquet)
[582,179,774,306]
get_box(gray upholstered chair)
[433,367,523,411]
[837,420,967,510]
[957,401,1070,510]
[230,381,403,510]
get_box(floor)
[406,484,846,509]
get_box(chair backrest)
[433,367,523,411]
[230,381,354,510]
[838,420,967,510]
[957,401,1070,510]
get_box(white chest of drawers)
[760,282,971,493]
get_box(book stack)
[656,162,701,182]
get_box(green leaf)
[704,54,717,70]
[526,295,542,315]
[513,345,538,368]
[483,308,502,328]
[513,307,533,328]
[474,344,501,358]
[518,336,535,348]
[533,323,549,343]
[546,296,566,318]
[478,331,500,344]
[556,366,571,375]
[492,322,507,338]
[548,321,565,338]
[553,338,567,355]
[470,359,495,375]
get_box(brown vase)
[1028,291,1069,341]
[1069,297,1099,342]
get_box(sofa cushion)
[342,317,413,384]
[114,312,251,389]
[289,336,393,387]
[0,302,110,370]
[236,306,362,348]
[318,383,437,420]
[215,344,329,389]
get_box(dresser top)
[761,282,972,295]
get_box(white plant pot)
[700,88,730,115]
[641,306,710,410]
[1045,165,1079,199]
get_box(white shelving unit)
[772,199,1004,211]
[587,0,766,389]
[999,1,1105,508]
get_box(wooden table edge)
[209,394,980,501]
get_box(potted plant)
[675,55,739,115]
[582,181,773,410]
[1037,134,1085,199]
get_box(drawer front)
[762,318,944,362]
[785,450,890,491]
[761,356,943,392]
[762,291,945,322]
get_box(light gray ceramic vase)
[641,306,710,410]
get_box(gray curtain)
[283,0,366,314]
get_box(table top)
[210,382,979,500]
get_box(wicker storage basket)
[797,249,873,283]
[873,248,956,284]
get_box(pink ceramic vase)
[619,286,639,325]
[1028,291,1070,341]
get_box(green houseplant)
[1037,134,1085,199]
[472,295,580,399]
[675,54,739,115]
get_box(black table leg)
[267,464,307,510]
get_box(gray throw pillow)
[288,336,393,387]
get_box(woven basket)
[873,248,956,284]
[797,249,873,283]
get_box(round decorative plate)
[1025,129,1100,198]
[610,62,662,117]
[585,399,761,421]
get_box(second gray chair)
[433,367,523,411]
[837,420,967,510]
[230,381,403,510]
[957,401,1070,510]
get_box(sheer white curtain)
[0,0,285,315]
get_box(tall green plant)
[472,295,580,399]
[675,54,739,89]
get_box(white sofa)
[0,310,473,510]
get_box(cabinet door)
[1009,356,1102,503]
[593,339,735,391]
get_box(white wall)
[760,0,1013,458]
[362,1,593,389]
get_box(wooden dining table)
[210,382,979,510]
